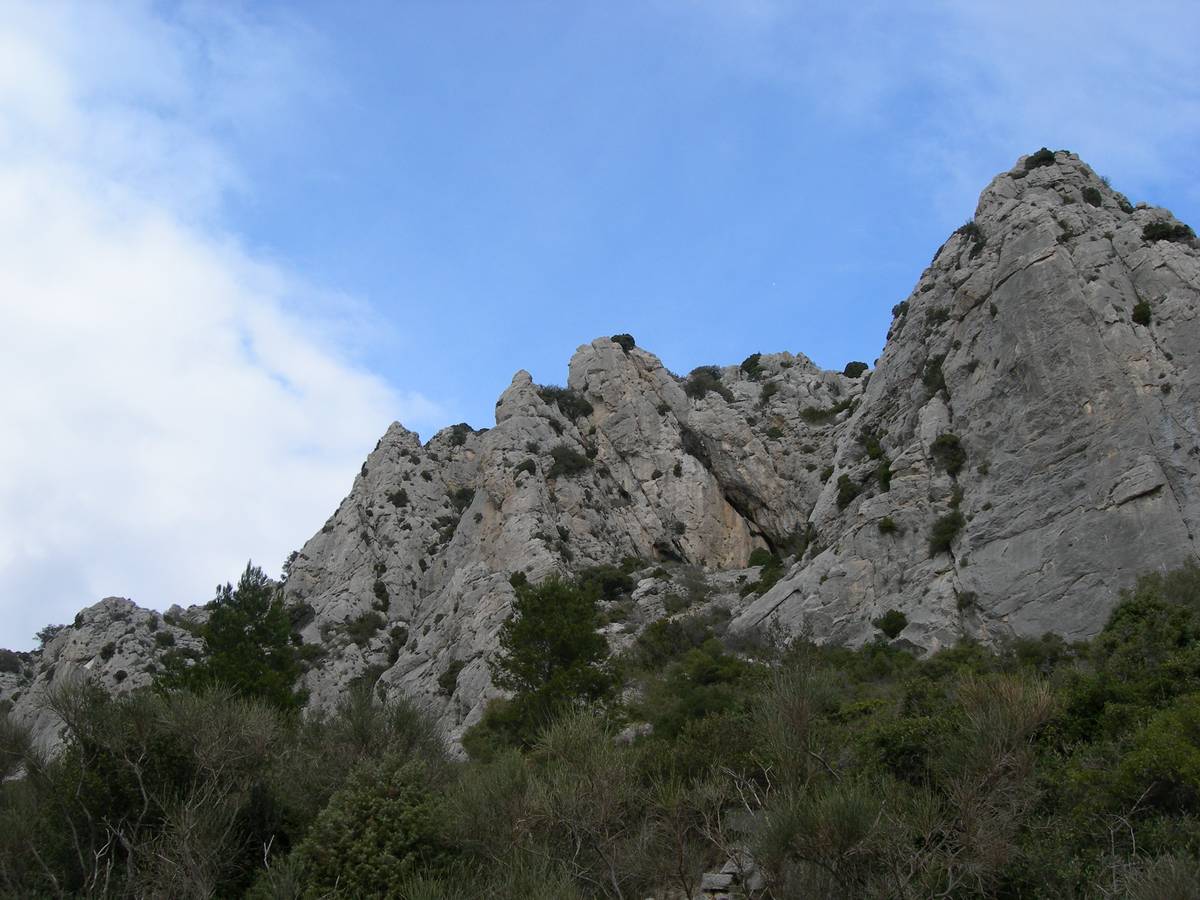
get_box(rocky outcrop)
[282,343,862,739]
[733,150,1200,650]
[0,598,203,754]
[5,150,1198,750]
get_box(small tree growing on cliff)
[160,562,302,712]
[466,576,612,756]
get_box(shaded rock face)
[5,151,1198,748]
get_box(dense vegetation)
[5,565,1200,897]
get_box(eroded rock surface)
[5,151,1197,748]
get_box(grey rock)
[6,151,1198,752]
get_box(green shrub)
[576,565,634,602]
[760,381,779,404]
[873,609,908,639]
[610,333,635,352]
[836,474,862,510]
[1025,147,1057,169]
[445,423,472,446]
[547,445,592,479]
[683,366,733,402]
[801,397,854,424]
[538,385,593,420]
[1133,301,1152,326]
[514,458,537,477]
[928,511,965,555]
[740,353,764,380]
[388,487,410,508]
[468,576,613,755]
[1082,186,1103,207]
[877,459,892,492]
[748,547,776,568]
[344,611,386,646]
[372,579,390,610]
[448,486,475,513]
[100,641,116,661]
[930,433,966,476]
[843,361,868,378]
[439,660,466,696]
[0,650,21,674]
[297,755,455,895]
[1143,221,1196,243]
[878,516,897,534]
[922,356,946,393]
[35,624,64,647]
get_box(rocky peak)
[5,151,1197,752]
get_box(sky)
[1,1,1198,649]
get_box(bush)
[439,660,466,696]
[514,458,537,477]
[538,385,593,421]
[836,474,862,510]
[388,487,409,507]
[547,445,592,479]
[801,397,854,424]
[100,642,116,661]
[873,609,908,639]
[0,650,21,674]
[929,511,965,555]
[930,433,966,476]
[922,356,945,393]
[344,611,386,646]
[1024,147,1057,169]
[878,516,897,534]
[448,486,475,513]
[1143,221,1196,243]
[683,366,733,402]
[1133,301,1152,326]
[35,624,64,648]
[843,361,868,378]
[955,220,986,258]
[760,381,780,404]
[877,459,892,492]
[297,755,455,895]
[748,547,776,568]
[740,353,764,380]
[610,333,635,353]
[445,423,472,446]
[575,565,634,602]
[1082,186,1103,207]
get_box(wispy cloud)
[669,0,1200,214]
[0,2,439,648]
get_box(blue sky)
[221,1,1200,428]
[1,1,1198,647]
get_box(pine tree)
[161,562,303,712]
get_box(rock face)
[734,150,1200,651]
[4,150,1198,748]
[0,599,204,754]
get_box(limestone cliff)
[4,150,1197,748]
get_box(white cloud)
[670,0,1200,216]
[0,3,438,648]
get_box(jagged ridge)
[4,149,1198,750]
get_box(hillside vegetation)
[5,565,1200,898]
